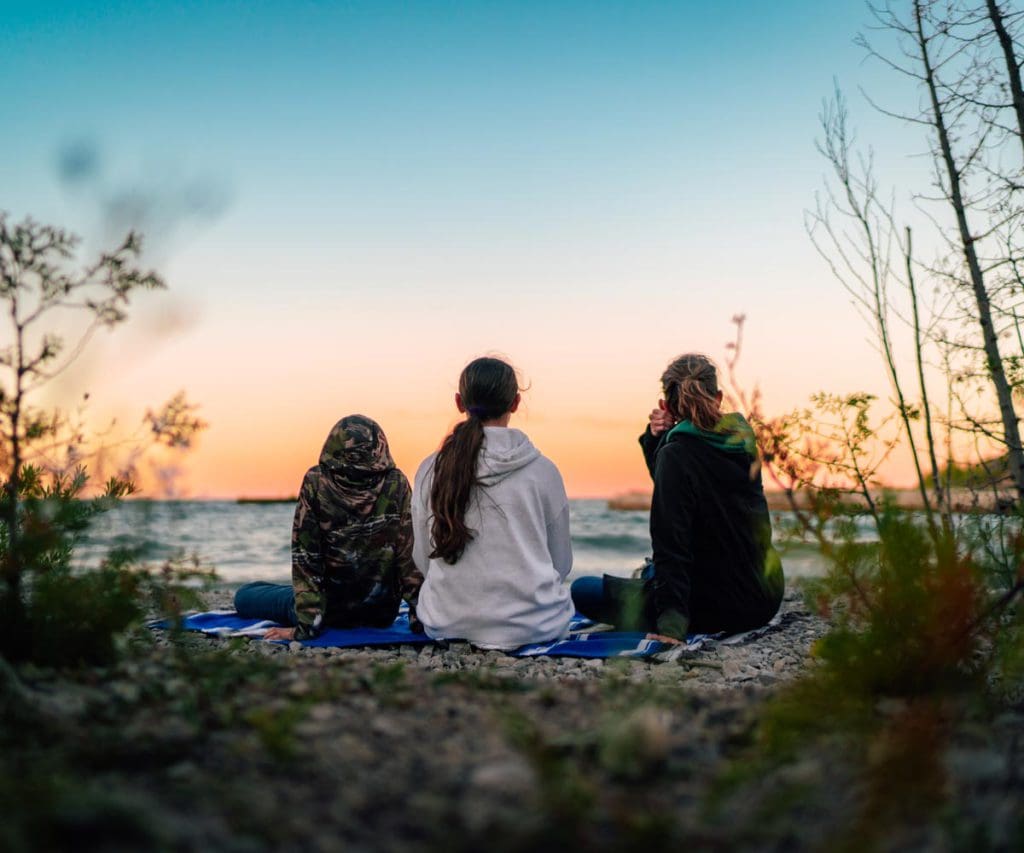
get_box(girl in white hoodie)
[412,357,574,649]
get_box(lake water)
[78,499,825,584]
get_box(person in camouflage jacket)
[234,415,422,640]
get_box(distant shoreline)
[117,490,1016,513]
[120,496,300,504]
[608,488,1017,513]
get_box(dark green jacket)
[639,414,784,637]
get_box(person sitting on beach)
[571,353,784,642]
[234,415,422,641]
[411,356,574,649]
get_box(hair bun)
[660,353,721,430]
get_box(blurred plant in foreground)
[710,0,1024,835]
[720,321,1023,843]
[0,212,209,665]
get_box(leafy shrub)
[0,212,206,666]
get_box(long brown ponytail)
[661,353,721,431]
[429,357,520,564]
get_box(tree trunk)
[905,226,947,523]
[915,0,1024,501]
[985,0,1024,150]
[0,302,26,660]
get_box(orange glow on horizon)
[53,286,920,501]
[125,404,925,501]
[170,410,658,500]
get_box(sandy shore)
[3,584,1021,851]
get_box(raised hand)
[649,401,676,436]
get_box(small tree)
[715,4,1024,836]
[855,0,1024,502]
[0,213,202,662]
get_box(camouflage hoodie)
[292,415,422,639]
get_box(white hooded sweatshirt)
[412,426,574,649]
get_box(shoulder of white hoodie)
[412,453,437,512]
[414,452,437,484]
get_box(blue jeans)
[571,561,655,632]
[570,575,609,621]
[234,581,298,627]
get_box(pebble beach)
[195,586,826,690]
[5,584,1022,852]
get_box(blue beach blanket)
[159,605,781,659]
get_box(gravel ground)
[192,586,828,691]
[4,587,1022,852]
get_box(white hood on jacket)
[476,428,541,486]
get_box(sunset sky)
[3,0,937,497]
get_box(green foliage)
[992,607,1024,691]
[501,707,598,837]
[802,506,985,699]
[0,452,211,666]
[0,760,172,853]
[28,566,143,667]
[0,464,138,663]
[433,667,530,692]
[728,340,1024,843]
[740,498,1021,845]
[717,0,1024,834]
[0,212,207,666]
[497,693,698,848]
[926,455,1011,490]
[0,640,292,851]
[9,465,131,572]
[367,659,407,689]
[596,705,673,781]
[243,703,307,761]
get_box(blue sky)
[3,0,915,254]
[1,1,935,495]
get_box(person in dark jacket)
[234,415,423,641]
[571,354,784,641]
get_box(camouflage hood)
[316,414,396,517]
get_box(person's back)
[234,415,422,641]
[645,413,783,635]
[411,357,573,649]
[297,461,413,630]
[572,354,783,642]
